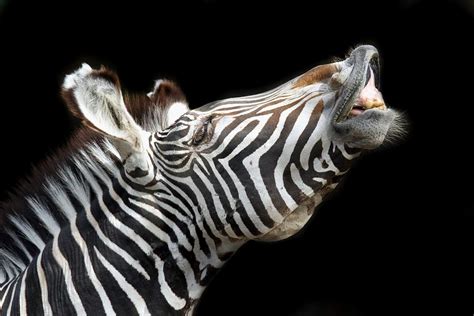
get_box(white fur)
[18,267,28,316]
[4,278,17,315]
[63,63,93,89]
[147,79,189,129]
[57,168,90,209]
[36,251,53,316]
[45,179,76,220]
[0,276,15,297]
[94,247,152,316]
[149,175,223,267]
[274,96,320,211]
[77,151,187,307]
[152,250,187,310]
[27,197,60,236]
[45,170,116,315]
[73,230,115,316]
[191,166,239,239]
[1,265,17,286]
[80,149,200,302]
[215,117,273,235]
[146,79,164,99]
[63,64,158,187]
[63,64,150,153]
[8,216,45,250]
[4,228,32,262]
[72,155,151,280]
[0,249,25,271]
[166,101,189,127]
[51,235,86,315]
[0,267,5,284]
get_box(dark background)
[0,0,473,315]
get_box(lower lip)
[350,108,364,116]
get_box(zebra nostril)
[365,67,371,87]
[369,55,380,89]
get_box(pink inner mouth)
[350,68,385,117]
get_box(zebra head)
[62,45,403,248]
[178,45,403,242]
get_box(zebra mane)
[0,128,106,282]
[0,92,169,282]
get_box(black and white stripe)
[0,57,365,315]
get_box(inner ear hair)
[61,63,149,156]
[147,79,189,129]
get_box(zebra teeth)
[347,68,386,119]
[334,47,385,123]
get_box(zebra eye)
[192,116,214,146]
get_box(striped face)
[152,45,402,241]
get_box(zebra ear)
[62,64,151,172]
[147,79,189,129]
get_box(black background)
[0,0,473,315]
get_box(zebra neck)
[0,140,244,314]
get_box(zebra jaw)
[258,182,338,241]
[258,193,321,241]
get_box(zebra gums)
[0,45,404,315]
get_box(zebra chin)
[331,108,400,149]
[257,194,322,242]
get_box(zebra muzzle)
[333,45,383,122]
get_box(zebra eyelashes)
[192,115,215,146]
[192,123,208,145]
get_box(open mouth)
[333,46,387,123]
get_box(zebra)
[0,45,404,315]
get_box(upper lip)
[333,45,381,123]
